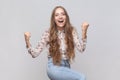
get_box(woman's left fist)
[81,22,89,31]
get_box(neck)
[57,27,64,31]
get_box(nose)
[58,15,63,19]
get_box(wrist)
[82,31,87,36]
[25,40,31,48]
[82,32,87,39]
[82,35,87,39]
[26,44,31,48]
[82,29,87,33]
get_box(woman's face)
[54,8,66,29]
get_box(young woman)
[24,6,89,80]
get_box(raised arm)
[81,22,89,40]
[73,22,89,53]
[24,30,49,58]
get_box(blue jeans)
[47,58,86,80]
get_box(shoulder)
[42,28,50,37]
[72,27,77,35]
[44,28,50,34]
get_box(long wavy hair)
[49,6,75,65]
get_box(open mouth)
[58,20,64,23]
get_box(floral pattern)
[27,28,87,59]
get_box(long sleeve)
[72,28,87,53]
[27,30,49,58]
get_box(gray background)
[0,0,120,80]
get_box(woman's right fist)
[24,32,31,41]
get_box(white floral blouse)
[27,28,87,60]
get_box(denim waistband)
[48,57,70,68]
